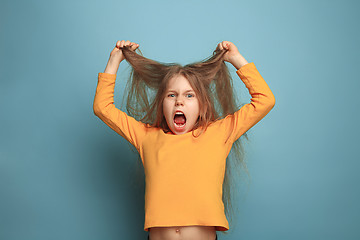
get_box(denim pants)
[148,233,218,240]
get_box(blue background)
[1,0,359,239]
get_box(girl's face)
[163,75,200,135]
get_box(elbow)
[93,104,109,119]
[93,108,99,117]
[93,98,98,116]
[93,103,102,117]
[268,96,276,111]
[268,92,276,108]
[266,89,276,108]
[270,96,276,108]
[93,108,106,119]
[93,98,105,116]
[93,101,112,117]
[264,95,275,112]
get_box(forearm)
[230,53,249,70]
[104,57,122,74]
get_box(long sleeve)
[93,72,148,150]
[220,62,276,143]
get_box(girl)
[93,40,275,240]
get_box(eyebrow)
[167,90,195,93]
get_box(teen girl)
[93,40,275,240]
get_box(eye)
[168,94,175,97]
[187,93,194,98]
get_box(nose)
[175,97,184,106]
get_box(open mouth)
[174,111,186,127]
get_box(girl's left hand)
[216,41,241,64]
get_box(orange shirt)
[93,62,275,232]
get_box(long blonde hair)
[119,45,251,234]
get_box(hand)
[216,41,241,63]
[110,40,140,62]
[216,41,248,69]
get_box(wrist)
[108,55,122,65]
[230,53,248,70]
[104,57,122,74]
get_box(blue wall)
[1,0,359,239]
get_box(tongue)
[174,115,186,124]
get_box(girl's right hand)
[110,40,139,62]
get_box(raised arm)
[93,40,148,150]
[228,62,275,142]
[216,41,276,143]
[93,72,149,150]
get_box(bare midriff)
[149,226,216,240]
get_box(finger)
[226,41,233,49]
[116,40,121,48]
[120,40,125,48]
[130,42,138,50]
[124,40,131,47]
[222,41,229,50]
[218,43,223,50]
